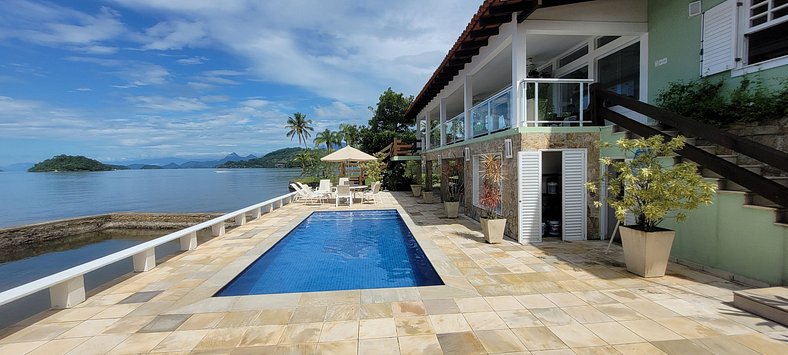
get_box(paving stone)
[118,291,164,304]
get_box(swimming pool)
[216,210,443,296]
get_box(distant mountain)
[178,152,256,169]
[161,163,181,169]
[0,162,34,171]
[28,155,124,172]
[219,148,304,168]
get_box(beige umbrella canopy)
[320,145,376,162]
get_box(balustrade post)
[250,208,261,220]
[263,204,273,213]
[211,222,225,236]
[50,275,85,309]
[180,232,197,251]
[133,248,156,272]
[235,214,246,226]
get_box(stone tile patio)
[0,191,786,354]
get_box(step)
[703,165,763,178]
[746,193,781,208]
[733,287,788,326]
[716,154,738,163]
[696,145,718,154]
[725,176,788,192]
[768,176,788,187]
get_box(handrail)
[596,89,788,173]
[0,191,297,307]
[594,90,788,208]
[471,85,512,112]
[520,78,595,83]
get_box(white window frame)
[732,0,788,76]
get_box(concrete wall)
[647,0,788,103]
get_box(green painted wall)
[647,0,788,103]
[600,126,788,285]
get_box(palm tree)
[339,124,359,146]
[285,112,314,149]
[330,131,344,150]
[293,150,313,169]
[314,129,334,152]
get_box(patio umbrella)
[320,145,377,162]
[320,146,377,179]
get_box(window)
[596,36,620,49]
[598,42,640,98]
[559,45,588,67]
[745,0,788,64]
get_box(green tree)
[367,88,414,133]
[293,150,314,169]
[339,123,360,146]
[285,112,314,149]
[314,129,335,152]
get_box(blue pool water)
[217,210,443,295]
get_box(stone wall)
[0,213,221,248]
[724,116,787,176]
[422,130,601,241]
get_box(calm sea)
[0,168,301,228]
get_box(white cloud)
[66,56,170,87]
[140,20,208,50]
[177,56,208,65]
[75,87,92,92]
[128,96,209,112]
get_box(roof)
[404,0,590,119]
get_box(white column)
[180,232,197,251]
[439,98,447,146]
[50,275,85,309]
[424,111,432,150]
[511,14,527,128]
[133,248,156,272]
[464,75,473,139]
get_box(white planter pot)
[444,201,459,218]
[481,218,506,244]
[619,226,676,277]
[422,191,434,204]
[410,184,422,197]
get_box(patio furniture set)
[290,179,381,206]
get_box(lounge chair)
[335,185,352,207]
[362,181,381,204]
[317,179,332,196]
[291,183,325,204]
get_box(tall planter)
[481,218,506,244]
[410,184,422,197]
[444,201,459,218]
[619,226,675,277]
[422,191,434,203]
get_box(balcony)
[472,86,512,138]
[444,113,465,145]
[520,78,594,127]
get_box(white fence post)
[180,232,197,251]
[235,214,246,226]
[50,275,85,309]
[250,208,261,220]
[211,222,225,236]
[133,249,156,272]
[263,204,273,213]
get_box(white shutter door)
[701,0,736,76]
[562,150,586,241]
[518,151,541,243]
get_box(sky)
[0,0,480,165]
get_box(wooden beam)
[479,14,511,26]
[517,2,539,22]
[460,39,488,50]
[489,1,535,15]
[470,27,499,38]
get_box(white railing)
[429,125,441,149]
[0,191,297,309]
[472,86,512,138]
[443,112,465,145]
[519,78,595,127]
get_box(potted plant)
[478,154,506,243]
[441,160,463,218]
[588,135,716,277]
[405,161,422,197]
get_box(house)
[406,0,788,285]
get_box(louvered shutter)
[518,151,541,243]
[701,0,737,76]
[562,150,587,241]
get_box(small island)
[218,147,304,168]
[28,155,126,172]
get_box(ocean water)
[217,210,443,296]
[0,168,301,228]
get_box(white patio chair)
[292,183,323,204]
[339,177,349,186]
[362,181,381,204]
[296,182,312,192]
[335,185,352,207]
[317,179,332,196]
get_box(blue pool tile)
[216,209,443,296]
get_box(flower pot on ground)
[422,190,434,203]
[441,159,464,218]
[478,153,506,243]
[410,184,422,197]
[588,135,716,277]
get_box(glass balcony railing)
[429,125,441,149]
[472,86,512,138]
[519,78,594,127]
[443,113,465,145]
